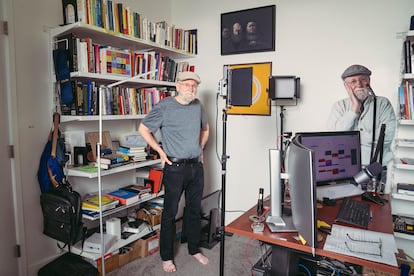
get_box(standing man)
[328,64,396,184]
[138,71,209,273]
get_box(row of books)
[81,184,153,220]
[56,32,194,79]
[398,82,414,120]
[61,80,176,116]
[74,0,197,54]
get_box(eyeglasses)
[179,82,198,90]
[344,76,370,86]
[344,233,382,256]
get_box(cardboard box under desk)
[96,254,119,275]
[96,240,146,274]
[131,230,160,258]
[118,247,134,267]
[96,231,160,274]
[136,208,162,226]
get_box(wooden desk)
[225,195,399,275]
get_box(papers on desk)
[323,224,398,267]
[316,183,364,201]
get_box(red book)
[404,84,410,119]
[94,44,100,73]
[148,169,163,194]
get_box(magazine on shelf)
[82,195,119,212]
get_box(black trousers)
[160,161,204,261]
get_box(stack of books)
[117,145,147,162]
[123,219,148,234]
[121,184,152,199]
[82,195,119,211]
[97,153,130,169]
[105,189,141,206]
[81,195,120,219]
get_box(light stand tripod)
[219,108,228,276]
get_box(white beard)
[178,92,195,104]
[353,88,369,102]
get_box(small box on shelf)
[136,208,162,227]
[84,233,117,254]
[393,214,414,235]
[132,230,160,257]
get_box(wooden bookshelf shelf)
[60,114,147,123]
[65,159,160,178]
[83,191,164,221]
[391,28,414,257]
[392,193,414,202]
[71,224,161,260]
[69,71,176,87]
[51,22,195,60]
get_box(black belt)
[168,157,199,164]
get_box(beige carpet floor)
[107,234,265,276]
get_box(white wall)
[8,0,414,274]
[171,0,414,224]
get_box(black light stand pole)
[279,106,286,213]
[279,106,285,153]
[219,108,228,276]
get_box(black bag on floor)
[40,183,85,246]
[38,252,98,276]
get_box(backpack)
[40,183,85,246]
[37,113,69,193]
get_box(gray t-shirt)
[141,96,208,159]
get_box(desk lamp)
[353,124,387,205]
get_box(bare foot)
[162,260,177,273]
[192,253,209,265]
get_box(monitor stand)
[266,215,296,233]
[267,149,297,233]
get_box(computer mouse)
[323,197,336,206]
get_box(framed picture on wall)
[221,5,275,55]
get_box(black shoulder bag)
[40,182,85,247]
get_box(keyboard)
[316,183,364,201]
[335,197,371,228]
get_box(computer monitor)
[297,131,362,186]
[286,134,318,254]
